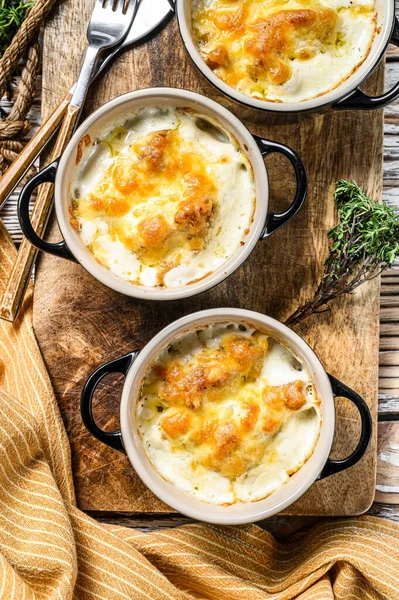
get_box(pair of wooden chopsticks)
[0,95,76,322]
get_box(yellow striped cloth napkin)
[0,219,398,600]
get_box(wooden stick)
[0,103,81,323]
[0,92,72,209]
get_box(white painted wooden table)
[1,57,398,532]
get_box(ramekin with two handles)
[175,0,399,114]
[80,308,372,525]
[18,88,307,301]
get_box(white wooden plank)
[379,393,399,414]
[380,338,399,351]
[375,422,399,503]
[367,503,399,520]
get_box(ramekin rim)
[119,308,335,524]
[54,87,269,300]
[176,0,394,113]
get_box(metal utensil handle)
[0,47,104,211]
[0,50,111,211]
[0,44,112,211]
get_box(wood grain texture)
[0,76,42,242]
[0,102,82,323]
[368,502,399,521]
[34,3,384,515]
[379,394,399,415]
[93,503,399,529]
[376,422,399,504]
[0,91,71,207]
[90,511,319,539]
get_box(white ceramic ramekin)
[80,308,372,525]
[18,88,307,301]
[175,0,399,113]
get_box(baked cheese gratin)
[138,323,321,505]
[192,0,377,103]
[69,107,255,288]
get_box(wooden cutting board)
[34,0,382,514]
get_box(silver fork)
[0,0,163,211]
[71,0,138,112]
[0,0,138,323]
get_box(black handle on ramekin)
[80,352,139,453]
[334,18,399,110]
[18,159,76,261]
[253,136,307,239]
[318,374,373,479]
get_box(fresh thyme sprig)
[0,0,33,58]
[285,180,399,327]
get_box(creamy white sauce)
[247,15,375,103]
[192,0,377,103]
[71,107,255,288]
[137,323,321,505]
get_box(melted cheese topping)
[138,323,321,505]
[192,0,377,103]
[70,107,255,287]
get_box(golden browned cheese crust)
[72,127,218,282]
[141,332,313,479]
[72,107,256,289]
[245,8,337,85]
[192,0,377,103]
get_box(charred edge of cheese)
[191,0,377,103]
[69,106,256,288]
[137,322,322,506]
